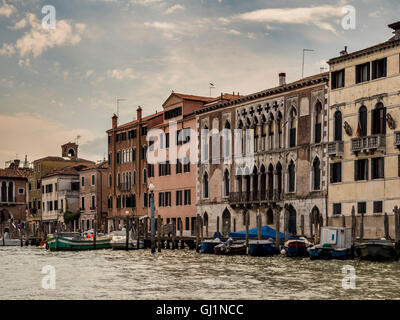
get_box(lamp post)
[149,183,155,253]
[125,210,129,251]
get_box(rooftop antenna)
[117,98,126,118]
[302,48,315,78]
[209,83,215,97]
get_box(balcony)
[327,141,344,158]
[118,183,131,192]
[229,190,282,204]
[394,131,400,149]
[351,134,385,154]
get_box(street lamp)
[125,210,129,251]
[149,183,156,253]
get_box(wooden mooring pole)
[275,207,280,251]
[136,217,140,250]
[394,206,400,248]
[351,206,356,245]
[172,220,176,250]
[284,207,289,243]
[245,210,249,249]
[196,214,200,253]
[257,210,262,240]
[157,215,162,253]
[342,215,346,228]
[384,213,389,240]
[360,213,364,243]
[300,215,304,236]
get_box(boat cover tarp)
[229,226,286,239]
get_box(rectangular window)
[108,153,112,166]
[185,217,190,230]
[143,192,148,208]
[54,200,58,211]
[358,202,366,214]
[132,148,136,162]
[165,192,171,206]
[81,197,85,210]
[166,133,170,148]
[330,162,342,183]
[159,192,164,207]
[61,199,64,212]
[176,129,182,145]
[176,159,182,174]
[289,128,296,148]
[184,189,191,205]
[148,164,154,178]
[398,155,400,177]
[91,175,95,186]
[164,107,182,120]
[354,159,368,181]
[176,190,182,206]
[116,151,121,164]
[183,128,191,143]
[372,58,387,80]
[356,62,370,84]
[183,157,190,173]
[91,195,95,209]
[333,203,342,215]
[314,123,322,144]
[373,201,383,213]
[141,126,148,136]
[331,69,345,89]
[371,157,384,179]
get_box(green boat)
[47,232,112,251]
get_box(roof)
[196,72,329,115]
[108,111,163,132]
[0,168,30,179]
[328,37,400,65]
[162,92,215,107]
[33,156,94,164]
[80,161,108,171]
[42,165,84,178]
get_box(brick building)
[0,159,31,237]
[106,107,163,232]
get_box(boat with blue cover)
[248,238,278,256]
[309,227,354,260]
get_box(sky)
[0,0,399,167]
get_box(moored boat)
[283,238,312,257]
[47,232,112,251]
[200,238,222,254]
[355,239,399,261]
[111,231,144,250]
[309,227,354,260]
[214,239,247,255]
[248,238,278,256]
[0,232,21,246]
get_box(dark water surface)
[1,247,399,300]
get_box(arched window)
[203,172,209,198]
[108,174,112,188]
[313,157,321,191]
[288,107,297,148]
[276,162,282,197]
[203,212,209,235]
[268,114,274,150]
[260,165,266,197]
[132,194,136,208]
[334,111,342,141]
[359,106,367,137]
[223,169,230,197]
[252,166,258,194]
[267,164,274,199]
[277,111,283,148]
[1,181,6,202]
[266,208,274,225]
[202,125,209,162]
[288,160,295,193]
[223,120,231,160]
[314,101,322,143]
[372,102,386,135]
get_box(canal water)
[1,247,399,300]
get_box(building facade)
[327,21,400,238]
[0,159,30,237]
[41,166,81,233]
[79,161,108,233]
[27,143,94,236]
[196,73,329,238]
[106,107,163,232]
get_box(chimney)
[137,106,142,122]
[24,155,28,168]
[340,46,348,56]
[389,21,400,41]
[112,113,118,129]
[279,73,286,86]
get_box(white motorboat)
[0,232,22,246]
[111,230,144,250]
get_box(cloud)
[164,4,185,15]
[10,17,27,30]
[107,67,136,80]
[85,70,95,78]
[0,0,16,17]
[233,5,343,33]
[144,21,178,31]
[1,13,86,58]
[0,43,15,56]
